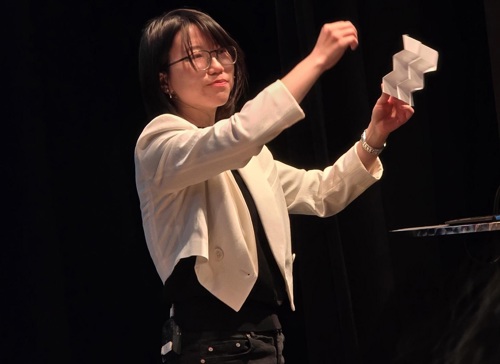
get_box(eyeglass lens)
[192,47,236,70]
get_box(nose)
[207,55,224,73]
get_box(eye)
[191,52,205,60]
[216,48,228,55]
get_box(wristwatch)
[360,130,386,156]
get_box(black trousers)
[162,330,285,364]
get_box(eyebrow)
[187,44,219,52]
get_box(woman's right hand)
[281,20,358,104]
[309,21,358,72]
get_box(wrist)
[360,129,386,156]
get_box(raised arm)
[280,21,358,103]
[280,20,414,171]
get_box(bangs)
[177,17,236,55]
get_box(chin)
[214,94,231,106]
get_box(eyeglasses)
[167,46,237,71]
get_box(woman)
[135,8,414,363]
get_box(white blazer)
[135,80,382,312]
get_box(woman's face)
[165,25,235,127]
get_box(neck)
[177,103,216,127]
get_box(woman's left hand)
[364,92,415,147]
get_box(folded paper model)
[382,35,439,105]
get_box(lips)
[210,79,228,86]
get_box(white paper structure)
[382,35,439,105]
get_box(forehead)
[172,25,217,53]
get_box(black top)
[163,170,287,332]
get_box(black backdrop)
[5,0,500,363]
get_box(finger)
[388,96,411,107]
[339,22,358,50]
[377,92,390,104]
[350,37,359,50]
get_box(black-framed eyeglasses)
[167,46,237,71]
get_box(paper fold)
[382,35,439,105]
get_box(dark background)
[5,0,500,363]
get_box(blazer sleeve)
[276,142,383,217]
[135,80,305,192]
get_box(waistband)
[181,329,283,341]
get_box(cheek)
[170,73,199,96]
